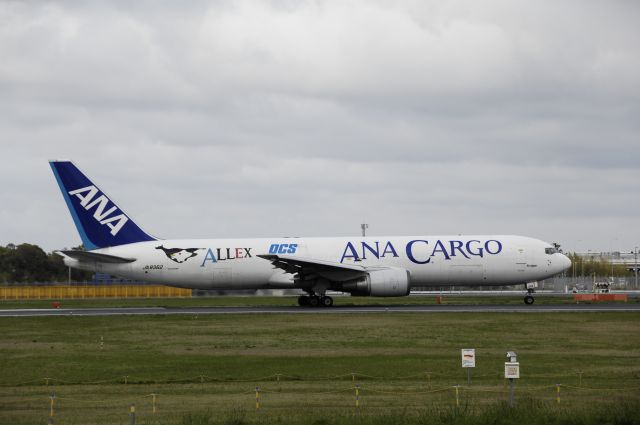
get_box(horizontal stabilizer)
[59,250,136,264]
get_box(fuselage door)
[515,247,527,273]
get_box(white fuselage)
[65,235,570,291]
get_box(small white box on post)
[504,351,519,406]
[461,349,475,384]
[504,362,520,379]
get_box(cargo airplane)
[50,161,571,306]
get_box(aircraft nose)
[560,254,571,271]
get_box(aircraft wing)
[258,254,383,282]
[58,250,136,264]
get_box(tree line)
[564,252,633,279]
[0,243,93,284]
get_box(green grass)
[170,400,640,425]
[1,311,639,424]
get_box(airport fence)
[5,370,636,387]
[0,284,192,299]
[2,371,639,423]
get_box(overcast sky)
[1,0,638,253]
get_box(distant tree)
[0,246,9,283]
[0,243,93,284]
[566,252,632,278]
[3,244,50,282]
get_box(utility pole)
[361,223,368,237]
[611,259,614,281]
[634,247,638,290]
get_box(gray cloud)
[0,0,638,253]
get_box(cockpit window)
[545,247,557,255]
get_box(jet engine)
[342,268,410,297]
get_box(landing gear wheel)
[308,296,320,307]
[298,296,309,306]
[524,295,535,305]
[320,296,334,307]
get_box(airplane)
[50,160,571,306]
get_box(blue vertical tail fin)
[49,161,156,250]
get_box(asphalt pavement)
[0,303,639,317]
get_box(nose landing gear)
[524,286,535,305]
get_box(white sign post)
[461,349,475,384]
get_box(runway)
[1,303,639,317]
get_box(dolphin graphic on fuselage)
[155,245,203,263]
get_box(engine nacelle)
[343,268,411,297]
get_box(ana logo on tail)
[68,185,129,236]
[156,246,203,263]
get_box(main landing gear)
[298,295,334,307]
[524,287,535,305]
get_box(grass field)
[0,303,639,424]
